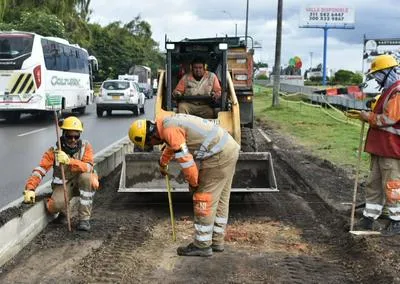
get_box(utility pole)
[309,52,313,69]
[245,0,249,47]
[272,0,283,107]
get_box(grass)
[253,85,370,177]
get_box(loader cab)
[164,40,228,115]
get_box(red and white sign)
[299,5,355,28]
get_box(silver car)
[96,80,146,117]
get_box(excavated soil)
[1,122,400,283]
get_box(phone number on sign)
[308,12,345,21]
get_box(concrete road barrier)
[0,137,133,267]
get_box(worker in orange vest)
[357,54,400,235]
[24,116,99,231]
[173,57,221,119]
[128,111,240,256]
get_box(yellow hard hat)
[128,119,147,149]
[368,54,399,75]
[59,116,83,132]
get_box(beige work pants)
[364,155,400,221]
[178,102,215,119]
[192,142,240,248]
[48,173,94,221]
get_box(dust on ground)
[1,122,400,283]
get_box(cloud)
[89,0,398,72]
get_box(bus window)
[0,34,33,60]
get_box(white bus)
[0,31,98,121]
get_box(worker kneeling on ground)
[24,116,99,231]
[357,54,400,235]
[173,57,221,119]
[128,111,240,256]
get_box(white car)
[96,80,146,117]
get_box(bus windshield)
[0,34,33,59]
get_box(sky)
[89,0,400,74]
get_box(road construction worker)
[356,54,400,235]
[128,111,240,256]
[23,116,99,231]
[173,57,222,119]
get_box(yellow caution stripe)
[7,73,36,95]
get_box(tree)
[0,2,165,83]
[18,10,66,37]
[254,61,268,69]
[87,18,164,81]
[351,72,363,85]
[334,69,355,85]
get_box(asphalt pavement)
[0,100,155,208]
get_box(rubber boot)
[77,220,91,231]
[382,221,400,236]
[53,212,68,225]
[177,243,212,257]
[211,244,224,252]
[354,216,374,230]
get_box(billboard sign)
[362,38,400,95]
[299,6,355,28]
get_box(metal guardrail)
[254,80,368,110]
[254,80,319,95]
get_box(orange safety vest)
[365,81,400,158]
[174,71,221,98]
[156,111,237,187]
[25,140,94,190]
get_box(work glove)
[56,150,71,165]
[23,189,35,204]
[159,162,168,176]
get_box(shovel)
[165,174,176,241]
[53,111,72,232]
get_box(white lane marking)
[18,128,47,137]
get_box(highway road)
[0,99,155,208]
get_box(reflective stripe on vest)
[164,116,228,159]
[52,177,65,184]
[34,166,46,176]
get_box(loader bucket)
[118,152,278,192]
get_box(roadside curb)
[0,136,133,267]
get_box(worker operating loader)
[23,116,99,231]
[128,111,240,256]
